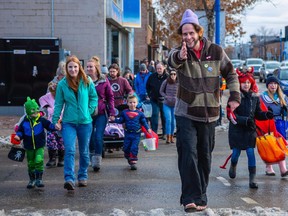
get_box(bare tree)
[154,0,274,48]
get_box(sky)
[241,0,288,43]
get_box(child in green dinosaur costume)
[14,97,60,189]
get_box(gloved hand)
[281,106,288,113]
[266,110,274,119]
[226,105,237,125]
[246,117,255,129]
[280,106,287,117]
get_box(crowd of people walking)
[13,52,177,191]
[9,8,288,214]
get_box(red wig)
[236,67,258,93]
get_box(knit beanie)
[180,9,199,27]
[24,97,39,116]
[266,75,280,87]
[139,63,147,71]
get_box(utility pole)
[280,29,283,62]
[215,0,220,45]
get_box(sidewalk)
[0,116,19,144]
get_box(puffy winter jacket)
[16,115,56,150]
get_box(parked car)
[273,66,288,96]
[244,58,264,78]
[259,61,280,83]
[280,60,288,67]
[231,59,242,70]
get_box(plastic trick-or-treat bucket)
[10,134,21,145]
[142,138,156,151]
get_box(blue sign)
[123,0,141,28]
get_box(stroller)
[102,104,128,157]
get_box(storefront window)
[112,30,119,66]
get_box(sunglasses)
[170,73,176,76]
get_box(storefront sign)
[123,0,141,28]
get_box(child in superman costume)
[111,94,151,170]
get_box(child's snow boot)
[229,162,237,179]
[35,171,44,187]
[27,172,36,189]
[57,150,65,167]
[46,150,57,167]
[249,166,258,189]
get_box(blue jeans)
[62,122,92,183]
[231,147,256,167]
[138,94,147,103]
[163,104,175,135]
[150,100,166,135]
[89,114,108,156]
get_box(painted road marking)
[241,197,258,204]
[217,176,231,186]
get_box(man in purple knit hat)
[168,9,241,212]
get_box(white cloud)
[241,0,288,42]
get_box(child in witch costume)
[227,68,274,189]
[110,94,151,170]
[14,97,61,189]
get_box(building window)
[148,2,154,30]
[113,0,122,8]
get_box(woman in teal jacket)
[53,55,98,191]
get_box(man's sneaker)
[64,181,75,191]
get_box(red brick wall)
[134,0,151,62]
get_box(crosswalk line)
[217,176,231,186]
[241,197,258,204]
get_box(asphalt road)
[1,126,288,215]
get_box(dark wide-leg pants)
[176,116,216,206]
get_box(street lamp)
[280,29,282,62]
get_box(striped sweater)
[168,38,240,122]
